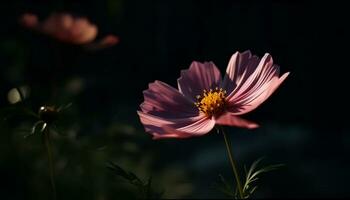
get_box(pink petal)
[155,117,215,139]
[221,51,260,94]
[141,80,198,119]
[137,111,214,139]
[19,13,39,29]
[177,61,222,100]
[225,53,289,115]
[73,24,98,44]
[215,112,259,129]
[228,72,289,115]
[84,35,120,51]
[42,13,62,36]
[227,54,275,100]
[69,18,97,44]
[85,34,119,51]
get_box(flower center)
[194,87,227,117]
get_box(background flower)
[20,12,119,49]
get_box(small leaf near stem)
[242,157,284,198]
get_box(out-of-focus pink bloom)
[20,13,38,28]
[137,51,289,139]
[19,12,119,48]
[84,34,119,51]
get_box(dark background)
[0,0,348,199]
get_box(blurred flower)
[26,103,72,137]
[20,12,119,49]
[137,51,289,139]
[7,86,30,104]
[84,34,119,51]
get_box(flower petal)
[177,61,222,100]
[227,53,276,100]
[70,18,97,44]
[228,72,289,115]
[137,111,214,139]
[215,112,259,129]
[84,34,119,51]
[156,117,216,139]
[141,80,198,119]
[221,51,260,94]
[19,13,39,29]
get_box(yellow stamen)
[195,87,227,117]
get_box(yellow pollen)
[195,87,227,117]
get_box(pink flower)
[137,51,289,139]
[19,12,119,49]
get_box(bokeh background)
[0,0,348,199]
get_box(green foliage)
[215,174,236,198]
[242,157,284,198]
[108,162,164,199]
[216,157,284,199]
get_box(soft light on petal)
[155,117,215,139]
[226,53,289,115]
[141,80,198,119]
[215,112,259,129]
[229,72,289,115]
[222,51,260,94]
[178,61,222,100]
[137,111,212,139]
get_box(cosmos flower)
[137,51,289,139]
[19,12,119,49]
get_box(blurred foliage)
[0,39,26,83]
[108,162,164,199]
[0,103,193,199]
[107,0,124,19]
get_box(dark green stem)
[44,127,57,200]
[220,126,244,199]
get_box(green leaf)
[242,157,284,198]
[107,162,163,199]
[214,174,235,198]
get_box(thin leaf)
[107,162,163,199]
[30,120,45,135]
[40,123,47,132]
[214,174,235,198]
[107,162,133,181]
[57,103,73,112]
[242,157,284,198]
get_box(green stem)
[44,127,57,200]
[220,126,244,199]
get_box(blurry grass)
[0,105,193,200]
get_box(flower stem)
[43,127,57,200]
[220,126,244,199]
